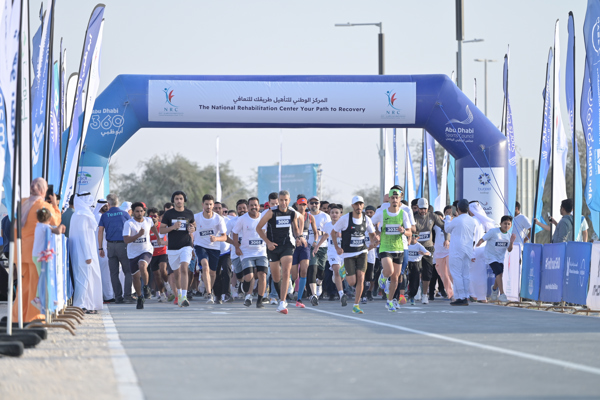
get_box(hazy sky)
[37,0,587,204]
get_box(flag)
[448,155,455,204]
[533,48,554,235]
[278,130,282,191]
[503,50,517,218]
[384,129,394,191]
[393,128,399,186]
[48,61,60,188]
[59,6,104,208]
[416,131,425,199]
[19,0,31,197]
[31,1,52,180]
[434,150,448,211]
[425,131,438,205]
[215,136,222,202]
[60,39,65,133]
[403,129,416,203]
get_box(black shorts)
[267,243,295,262]
[129,252,153,275]
[489,262,504,276]
[195,246,221,272]
[380,252,404,265]
[149,254,168,271]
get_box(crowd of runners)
[81,184,529,315]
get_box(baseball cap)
[297,198,308,205]
[264,202,270,209]
[309,196,320,202]
[417,198,429,209]
[351,195,364,204]
[389,188,402,197]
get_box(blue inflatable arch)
[81,74,507,220]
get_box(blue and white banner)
[30,2,52,180]
[59,5,104,208]
[60,40,66,133]
[563,242,591,305]
[48,61,60,188]
[447,155,455,205]
[36,227,58,313]
[586,241,600,309]
[503,51,517,218]
[433,150,447,211]
[19,0,31,197]
[502,243,521,301]
[425,131,438,205]
[533,48,554,233]
[520,243,542,300]
[540,242,566,303]
[416,131,425,199]
[584,0,600,211]
[553,21,569,223]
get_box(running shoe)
[143,285,152,300]
[498,293,508,302]
[225,294,233,303]
[490,285,499,301]
[256,300,265,309]
[136,296,144,310]
[340,293,348,307]
[378,274,387,290]
[167,293,175,302]
[174,296,179,305]
[386,301,396,312]
[244,294,252,307]
[206,294,215,304]
[384,280,390,294]
[339,265,347,279]
[181,297,190,307]
[277,301,288,314]
[360,297,367,305]
[399,295,407,305]
[392,298,400,309]
[409,297,415,306]
[310,294,319,307]
[421,294,429,304]
[352,305,364,314]
[367,291,374,301]
[270,298,278,305]
[262,297,270,303]
[295,300,305,308]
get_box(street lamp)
[456,38,483,89]
[335,22,385,202]
[474,58,498,116]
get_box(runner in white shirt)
[217,200,246,304]
[232,197,269,308]
[307,196,331,306]
[363,205,378,303]
[123,202,162,310]
[475,215,516,302]
[193,194,228,304]
[314,204,348,306]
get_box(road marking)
[306,307,600,376]
[102,308,144,400]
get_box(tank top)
[379,209,405,253]
[341,213,367,253]
[266,206,296,246]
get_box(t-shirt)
[577,216,589,242]
[482,227,511,264]
[407,242,429,262]
[33,223,51,258]
[433,225,449,259]
[60,208,74,238]
[123,217,154,258]
[332,213,376,259]
[193,212,227,250]
[232,212,267,259]
[150,221,167,256]
[444,214,477,258]
[512,214,531,245]
[98,206,130,241]
[162,208,195,250]
[225,217,238,258]
[323,221,342,259]
[308,212,331,247]
[370,208,412,231]
[381,202,416,226]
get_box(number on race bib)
[276,216,291,228]
[134,237,147,244]
[199,230,214,237]
[350,235,365,247]
[418,231,431,241]
[385,225,401,235]
[249,239,264,247]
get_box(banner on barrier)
[540,242,567,303]
[563,242,591,305]
[521,243,543,300]
[148,80,417,125]
[587,241,600,309]
[503,243,521,301]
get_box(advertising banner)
[502,243,521,301]
[462,167,505,222]
[257,164,319,204]
[563,242,591,305]
[148,80,417,125]
[586,241,600,309]
[76,166,104,200]
[540,242,567,303]
[520,243,542,300]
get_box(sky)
[35,0,588,204]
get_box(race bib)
[276,216,291,228]
[409,250,419,257]
[495,241,509,248]
[199,229,214,237]
[385,224,401,235]
[249,239,264,247]
[418,231,431,241]
[329,237,342,246]
[176,218,187,231]
[151,239,159,247]
[350,235,365,247]
[303,230,309,239]
[134,237,147,244]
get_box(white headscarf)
[469,201,496,232]
[94,199,108,223]
[74,193,96,225]
[119,201,132,212]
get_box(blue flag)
[425,131,438,204]
[584,1,600,211]
[31,3,53,180]
[533,48,554,233]
[48,61,61,188]
[503,53,517,218]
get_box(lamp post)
[335,22,385,203]
[473,58,497,116]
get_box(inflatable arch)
[80,74,507,220]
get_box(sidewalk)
[0,303,119,400]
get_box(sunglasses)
[309,201,319,205]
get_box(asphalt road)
[108,298,600,400]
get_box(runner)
[193,194,228,304]
[225,199,248,304]
[320,201,330,214]
[363,205,377,303]
[332,196,377,314]
[314,204,347,306]
[307,196,331,305]
[291,196,318,308]
[256,190,305,315]
[371,189,412,312]
[262,192,280,305]
[147,207,171,302]
[412,198,449,304]
[122,202,162,310]
[160,191,196,307]
[406,233,431,305]
[232,197,269,308]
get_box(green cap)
[389,188,401,197]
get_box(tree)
[112,154,250,211]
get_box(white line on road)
[306,307,600,376]
[102,308,144,400]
